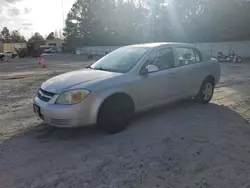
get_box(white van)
[40,45,57,53]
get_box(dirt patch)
[0,58,250,188]
[1,75,28,80]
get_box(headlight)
[56,89,90,104]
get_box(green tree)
[0,34,3,42]
[63,0,250,45]
[109,0,148,44]
[10,30,26,43]
[1,27,11,43]
[46,32,56,40]
[64,0,98,46]
[166,0,250,42]
[28,32,45,42]
[64,0,148,46]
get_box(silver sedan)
[33,43,220,133]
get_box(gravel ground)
[0,56,250,188]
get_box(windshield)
[90,47,148,73]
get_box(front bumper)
[33,94,97,128]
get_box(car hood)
[41,69,119,93]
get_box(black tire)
[237,56,243,63]
[97,95,134,134]
[195,78,215,104]
[217,58,222,62]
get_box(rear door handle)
[168,73,175,78]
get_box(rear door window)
[175,48,196,67]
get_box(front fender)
[88,87,127,124]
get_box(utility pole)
[62,0,65,29]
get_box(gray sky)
[0,0,75,38]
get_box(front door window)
[141,47,175,74]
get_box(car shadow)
[1,99,248,142]
[215,63,250,121]
[1,100,250,187]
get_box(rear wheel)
[97,95,134,134]
[195,78,215,104]
[237,56,243,63]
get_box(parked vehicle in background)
[3,51,18,58]
[0,52,17,60]
[0,53,4,61]
[50,46,58,53]
[217,51,243,63]
[40,46,51,53]
[33,43,221,134]
[40,45,58,53]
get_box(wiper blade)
[87,66,114,72]
[94,67,111,71]
[86,65,93,69]
[95,67,105,70]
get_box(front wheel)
[195,79,215,104]
[97,96,134,134]
[217,58,222,62]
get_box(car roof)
[127,42,196,49]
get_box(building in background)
[46,39,65,52]
[2,43,27,53]
[0,41,3,52]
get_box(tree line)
[2,0,250,46]
[63,0,250,46]
[0,27,61,43]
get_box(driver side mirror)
[140,67,149,75]
[140,64,160,75]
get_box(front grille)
[37,88,55,102]
[40,89,54,97]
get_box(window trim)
[139,47,176,75]
[193,48,203,62]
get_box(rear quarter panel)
[194,58,221,95]
[210,58,221,85]
[203,58,221,85]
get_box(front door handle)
[194,67,201,72]
[168,73,175,78]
